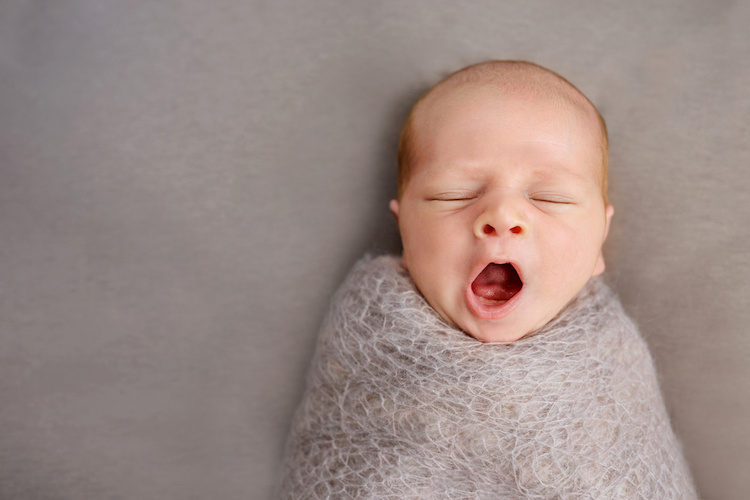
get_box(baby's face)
[391,85,613,342]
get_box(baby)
[390,60,613,343]
[279,61,696,498]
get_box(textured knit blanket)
[279,255,695,499]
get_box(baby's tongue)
[471,263,522,301]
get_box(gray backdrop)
[2,1,749,499]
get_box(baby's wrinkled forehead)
[399,62,609,200]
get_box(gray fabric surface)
[1,1,747,498]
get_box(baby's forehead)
[411,80,607,186]
[398,62,609,201]
[413,80,604,159]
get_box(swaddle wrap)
[279,255,695,499]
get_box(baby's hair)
[397,60,609,203]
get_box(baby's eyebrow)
[417,167,485,187]
[528,166,591,185]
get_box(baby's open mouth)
[471,263,523,303]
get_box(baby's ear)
[389,199,400,222]
[602,204,614,242]
[592,204,615,277]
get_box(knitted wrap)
[279,255,695,499]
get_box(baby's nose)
[477,222,524,236]
[473,195,528,239]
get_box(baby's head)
[389,61,614,342]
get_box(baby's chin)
[459,319,536,343]
[450,302,555,343]
[454,293,579,342]
[432,306,537,343]
[425,294,539,343]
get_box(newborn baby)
[390,59,612,343]
[279,61,696,499]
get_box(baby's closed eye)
[528,192,577,205]
[530,196,574,204]
[528,193,580,213]
[428,191,480,202]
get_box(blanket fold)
[279,255,695,499]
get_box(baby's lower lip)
[465,283,522,320]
